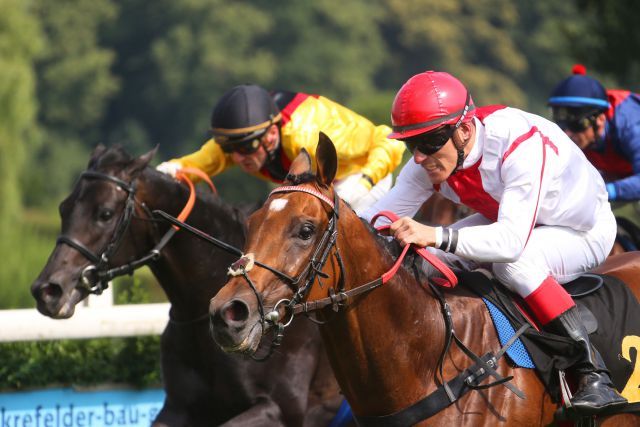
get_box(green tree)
[261,0,387,103]
[24,0,119,208]
[0,0,43,228]
[571,0,640,91]
[380,0,582,113]
[102,0,276,159]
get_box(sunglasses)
[218,134,264,155]
[403,126,455,155]
[555,117,594,133]
[552,107,596,133]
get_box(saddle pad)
[482,298,535,369]
[329,399,354,427]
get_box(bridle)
[224,184,457,359]
[56,168,215,295]
[155,183,526,416]
[56,171,142,295]
[225,185,528,415]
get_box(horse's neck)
[320,215,445,413]
[137,170,244,317]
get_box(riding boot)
[545,306,627,415]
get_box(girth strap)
[354,324,529,426]
[354,353,500,427]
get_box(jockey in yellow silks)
[157,85,405,212]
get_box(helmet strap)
[450,129,467,176]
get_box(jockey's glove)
[156,161,182,178]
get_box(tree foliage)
[0,0,42,231]
[571,0,640,91]
[3,0,638,310]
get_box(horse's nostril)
[222,300,250,323]
[42,282,63,300]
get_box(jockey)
[548,64,640,202]
[157,84,405,211]
[362,71,627,415]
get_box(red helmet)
[389,71,475,139]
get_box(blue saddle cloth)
[482,298,535,368]
[329,399,353,427]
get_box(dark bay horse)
[30,145,342,427]
[209,134,640,426]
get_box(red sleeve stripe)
[501,126,559,247]
[502,126,558,163]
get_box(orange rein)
[173,167,218,229]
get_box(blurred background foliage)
[1,0,638,308]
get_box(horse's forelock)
[284,172,316,186]
[89,145,134,171]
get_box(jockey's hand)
[389,217,436,248]
[156,161,182,178]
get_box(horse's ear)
[88,144,107,168]
[127,145,159,176]
[285,148,313,183]
[315,132,337,187]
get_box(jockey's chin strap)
[56,168,216,295]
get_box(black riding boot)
[546,306,627,415]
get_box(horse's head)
[209,133,370,355]
[31,145,157,318]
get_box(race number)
[621,335,640,402]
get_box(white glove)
[335,173,371,208]
[156,161,182,178]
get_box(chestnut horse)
[209,134,640,426]
[30,145,342,427]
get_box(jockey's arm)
[608,124,640,201]
[361,160,433,225]
[165,138,232,182]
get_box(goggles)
[403,126,455,155]
[218,131,266,155]
[552,107,598,133]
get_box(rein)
[232,186,528,422]
[56,168,216,295]
[153,185,529,404]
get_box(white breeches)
[430,207,616,298]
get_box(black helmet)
[210,85,281,147]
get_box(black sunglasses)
[552,107,597,133]
[219,134,265,155]
[403,126,455,155]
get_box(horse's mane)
[88,144,250,224]
[358,217,420,274]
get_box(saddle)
[457,270,640,410]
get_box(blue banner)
[0,388,164,427]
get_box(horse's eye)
[98,209,114,222]
[298,224,315,240]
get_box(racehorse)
[30,145,343,427]
[209,134,640,426]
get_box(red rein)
[370,211,458,287]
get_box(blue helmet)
[548,64,610,110]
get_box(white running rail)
[0,288,170,342]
